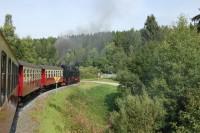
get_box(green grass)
[32,82,119,133]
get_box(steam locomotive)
[0,31,80,133]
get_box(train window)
[11,63,14,91]
[46,70,48,78]
[37,70,38,79]
[14,65,16,86]
[35,69,38,80]
[33,69,35,80]
[37,70,38,80]
[29,69,31,81]
[12,63,14,91]
[36,69,37,80]
[38,70,40,80]
[39,70,41,79]
[35,70,37,80]
[7,58,11,96]
[10,63,12,92]
[25,69,28,82]
[1,51,7,106]
[38,70,39,79]
[36,70,37,80]
[32,69,35,81]
[45,70,47,78]
[34,69,35,80]
[47,70,48,78]
[24,69,26,82]
[31,69,33,81]
[32,69,34,81]
[46,70,49,78]
[15,65,18,87]
[26,69,30,82]
[49,70,51,78]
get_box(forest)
[1,11,200,132]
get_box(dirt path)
[81,80,119,86]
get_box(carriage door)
[0,51,7,106]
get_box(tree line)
[0,14,58,65]
[107,13,200,132]
[1,10,200,132]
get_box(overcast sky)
[0,0,199,38]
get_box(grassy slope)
[32,82,118,133]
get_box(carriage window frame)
[45,70,47,78]
[1,51,7,106]
[33,69,35,81]
[7,58,11,96]
[29,69,32,81]
[36,70,38,80]
[32,69,34,80]
[14,64,17,89]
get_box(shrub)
[110,93,166,133]
[174,88,200,132]
[80,66,100,79]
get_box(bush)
[80,66,100,79]
[110,93,166,133]
[174,88,200,132]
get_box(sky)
[0,0,199,38]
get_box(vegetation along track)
[11,80,118,133]
[10,84,78,133]
[14,81,119,133]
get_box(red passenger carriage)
[41,66,63,88]
[18,61,41,97]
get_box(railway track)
[10,85,62,133]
